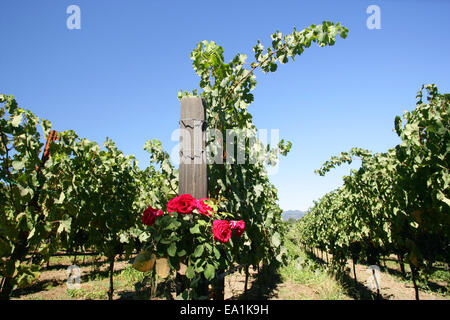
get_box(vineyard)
[290,86,450,300]
[1,18,449,302]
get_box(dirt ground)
[223,254,448,300]
[224,267,338,300]
[8,254,449,300]
[343,261,447,300]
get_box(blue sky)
[1,0,449,211]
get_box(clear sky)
[1,0,449,211]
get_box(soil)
[345,260,448,300]
[7,254,449,300]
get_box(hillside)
[282,210,305,221]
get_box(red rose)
[142,205,164,226]
[167,194,197,214]
[167,196,179,213]
[212,220,231,243]
[231,220,245,237]
[196,198,214,216]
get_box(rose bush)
[138,193,246,299]
[142,197,239,242]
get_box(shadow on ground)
[234,269,283,300]
[10,255,133,299]
[381,264,448,296]
[10,278,64,298]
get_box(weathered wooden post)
[178,97,208,199]
[178,97,210,298]
[179,97,208,198]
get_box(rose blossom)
[142,205,164,226]
[167,194,196,214]
[212,220,231,243]
[231,220,245,237]
[196,198,214,216]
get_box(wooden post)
[244,265,249,298]
[179,97,207,199]
[107,255,115,300]
[179,97,210,298]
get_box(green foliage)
[55,135,141,259]
[137,199,240,299]
[119,265,152,286]
[295,85,449,285]
[0,95,75,292]
[0,95,174,298]
[136,22,348,299]
[0,20,349,300]
[66,287,108,300]
[177,21,348,273]
[280,238,347,300]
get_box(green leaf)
[193,245,204,257]
[5,260,20,277]
[204,264,215,281]
[55,192,65,204]
[213,247,220,259]
[167,242,177,257]
[437,190,450,207]
[57,218,72,234]
[119,233,129,243]
[272,232,281,247]
[189,224,200,234]
[186,266,195,279]
[27,228,36,240]
[160,238,172,245]
[11,114,22,127]
[12,160,25,171]
[16,265,41,289]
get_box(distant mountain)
[282,210,305,221]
